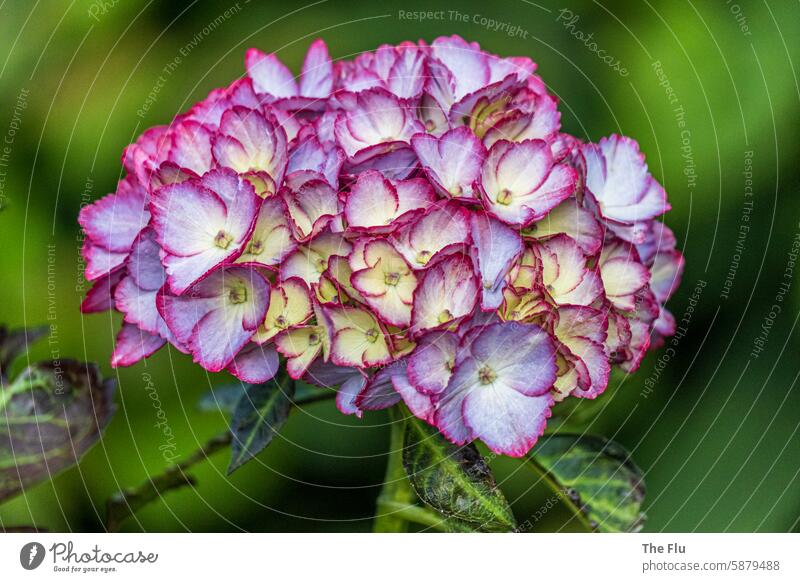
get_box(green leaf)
[401,415,517,532]
[198,380,332,416]
[527,433,646,532]
[0,326,47,382]
[0,360,116,503]
[227,372,295,475]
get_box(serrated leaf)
[528,433,646,532]
[0,326,48,382]
[401,416,516,532]
[0,360,116,503]
[227,373,294,474]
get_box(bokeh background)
[1,0,799,532]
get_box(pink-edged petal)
[583,135,668,224]
[410,254,479,336]
[525,197,603,255]
[344,170,399,230]
[280,232,352,285]
[407,331,458,395]
[391,201,471,269]
[564,337,610,399]
[81,268,124,313]
[82,241,127,281]
[470,212,522,310]
[114,276,172,340]
[464,322,558,396]
[212,106,288,189]
[336,374,367,418]
[245,48,298,98]
[334,88,423,157]
[328,309,392,368]
[649,249,685,303]
[340,144,419,181]
[602,257,651,297]
[483,92,560,148]
[78,175,149,253]
[481,139,576,226]
[168,121,214,175]
[235,197,297,268]
[463,388,553,457]
[111,323,165,367]
[430,35,490,100]
[387,44,426,98]
[159,267,270,371]
[150,170,259,294]
[300,39,333,98]
[411,126,486,199]
[392,373,435,424]
[150,180,228,256]
[127,228,166,291]
[227,343,279,383]
[287,136,344,188]
[354,363,405,410]
[283,174,341,241]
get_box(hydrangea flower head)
[80,36,683,457]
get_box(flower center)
[478,365,497,385]
[496,189,513,206]
[214,230,233,249]
[315,258,327,273]
[437,309,453,324]
[416,250,432,265]
[365,328,379,343]
[228,286,248,304]
[308,332,321,346]
[246,239,264,255]
[275,315,288,328]
[384,272,401,286]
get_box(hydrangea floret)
[80,36,683,457]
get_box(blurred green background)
[1,0,799,532]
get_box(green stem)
[106,383,329,531]
[377,500,449,531]
[525,456,595,532]
[106,431,232,531]
[372,408,418,532]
